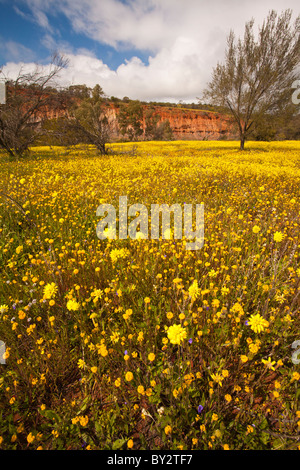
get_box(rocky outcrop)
[104,104,237,141]
[138,105,237,140]
[31,98,237,141]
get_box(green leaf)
[112,438,126,450]
[44,409,61,423]
[78,396,90,414]
[259,431,270,446]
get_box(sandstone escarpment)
[104,104,237,141]
[140,105,237,140]
[31,98,237,141]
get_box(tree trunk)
[240,134,246,150]
[96,141,107,155]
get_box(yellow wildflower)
[26,433,35,444]
[79,415,89,426]
[137,385,145,395]
[148,353,155,362]
[240,355,249,363]
[188,280,200,301]
[127,439,134,449]
[261,357,276,371]
[114,378,121,387]
[125,371,133,382]
[164,425,172,435]
[0,305,9,314]
[273,231,285,242]
[247,313,269,333]
[67,299,80,311]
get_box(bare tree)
[0,53,68,157]
[65,84,112,155]
[202,10,300,150]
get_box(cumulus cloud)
[1,42,212,102]
[3,0,300,101]
[23,0,299,52]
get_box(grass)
[0,140,299,450]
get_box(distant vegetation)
[1,79,299,158]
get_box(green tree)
[203,9,300,149]
[156,119,174,141]
[251,103,299,141]
[144,108,173,140]
[117,100,144,141]
[67,84,91,100]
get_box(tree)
[250,102,299,141]
[203,9,300,149]
[155,119,174,141]
[0,53,68,157]
[144,108,174,140]
[66,84,112,155]
[118,101,174,141]
[117,100,144,141]
[67,84,91,100]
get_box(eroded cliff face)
[38,101,237,141]
[7,84,236,140]
[105,104,237,140]
[140,106,237,140]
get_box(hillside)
[42,97,238,141]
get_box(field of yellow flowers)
[0,140,299,450]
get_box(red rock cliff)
[29,97,237,141]
[143,105,236,140]
[105,104,237,140]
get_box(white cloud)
[3,0,300,101]
[14,1,54,32]
[31,0,299,52]
[0,39,36,63]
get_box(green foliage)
[38,118,80,147]
[144,109,174,141]
[203,9,300,149]
[117,101,174,142]
[118,100,144,141]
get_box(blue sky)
[0,0,299,102]
[0,0,150,69]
